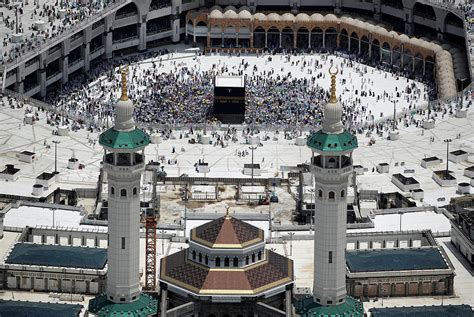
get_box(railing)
[112,35,138,44]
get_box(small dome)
[267,13,281,21]
[209,5,222,12]
[238,10,252,19]
[310,13,324,21]
[324,14,337,22]
[399,34,409,43]
[254,13,267,21]
[209,9,223,19]
[223,10,238,19]
[388,30,398,37]
[281,13,295,22]
[295,13,310,22]
[223,5,237,12]
[238,6,250,12]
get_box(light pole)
[287,232,295,256]
[392,100,397,131]
[249,145,257,186]
[444,139,452,177]
[52,139,60,174]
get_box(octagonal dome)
[191,214,264,249]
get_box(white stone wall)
[106,169,142,303]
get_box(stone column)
[285,286,292,317]
[348,36,351,51]
[82,43,90,72]
[404,7,414,36]
[250,31,254,48]
[422,58,426,75]
[279,32,282,48]
[236,32,239,47]
[61,56,68,84]
[308,32,311,49]
[105,30,113,59]
[322,30,326,48]
[358,38,361,55]
[368,42,372,58]
[265,31,268,47]
[412,56,415,72]
[138,21,147,52]
[39,68,46,98]
[293,30,297,49]
[16,63,25,94]
[161,286,168,316]
[221,32,225,47]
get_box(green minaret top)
[307,68,357,152]
[99,66,150,150]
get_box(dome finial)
[328,67,338,103]
[225,205,231,219]
[120,65,129,101]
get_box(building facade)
[160,213,294,317]
[1,0,469,100]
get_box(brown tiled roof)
[192,216,263,248]
[160,250,293,295]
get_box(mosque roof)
[5,243,107,269]
[307,130,358,152]
[160,249,293,295]
[99,127,150,150]
[190,214,264,249]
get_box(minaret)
[307,68,358,306]
[100,67,149,303]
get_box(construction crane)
[143,165,166,291]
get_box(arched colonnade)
[186,8,457,98]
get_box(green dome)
[307,130,358,152]
[99,128,150,150]
[296,296,364,317]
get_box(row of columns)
[206,30,429,76]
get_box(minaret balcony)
[311,156,353,175]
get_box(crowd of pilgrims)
[42,48,439,134]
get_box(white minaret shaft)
[102,67,145,304]
[310,68,355,306]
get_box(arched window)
[111,187,115,196]
[340,190,345,198]
[133,187,138,196]
[318,189,323,198]
[120,189,127,197]
[252,253,256,262]
[329,191,335,199]
[215,257,220,267]
[246,255,249,265]
[205,255,208,265]
[199,253,202,262]
[224,257,230,267]
[233,257,238,267]
[192,250,196,260]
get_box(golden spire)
[120,65,129,101]
[329,67,339,103]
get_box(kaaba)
[212,76,245,124]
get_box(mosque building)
[159,211,294,316]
